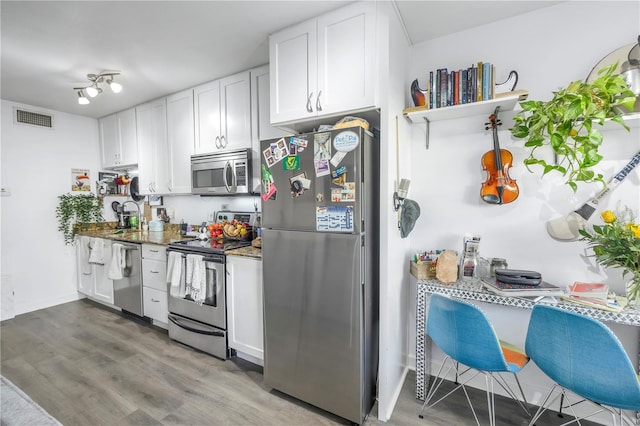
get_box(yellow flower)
[601,210,616,223]
[630,224,640,239]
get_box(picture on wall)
[71,168,90,192]
[149,195,163,206]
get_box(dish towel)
[88,238,105,264]
[108,243,125,280]
[167,251,184,298]
[186,254,206,304]
[79,236,92,275]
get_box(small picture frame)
[149,195,163,206]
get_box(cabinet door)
[93,239,114,305]
[137,99,168,194]
[194,80,222,154]
[75,236,94,296]
[226,256,264,361]
[142,258,167,292]
[250,65,290,193]
[118,108,138,166]
[166,89,195,194]
[143,286,168,327]
[317,2,376,115]
[220,71,251,150]
[99,113,119,168]
[269,19,317,124]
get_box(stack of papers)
[562,282,623,312]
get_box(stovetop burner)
[168,238,250,254]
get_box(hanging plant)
[510,63,636,191]
[55,193,104,245]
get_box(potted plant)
[510,63,636,191]
[55,193,104,245]
[579,205,640,304]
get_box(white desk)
[415,279,640,401]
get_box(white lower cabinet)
[75,236,114,306]
[226,255,263,363]
[142,244,168,328]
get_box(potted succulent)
[509,63,636,191]
[55,193,104,245]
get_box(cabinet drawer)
[142,258,167,291]
[142,244,166,261]
[143,287,168,325]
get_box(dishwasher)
[112,242,144,317]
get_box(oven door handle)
[168,316,225,337]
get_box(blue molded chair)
[525,304,640,425]
[418,294,530,425]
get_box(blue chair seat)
[525,304,640,425]
[418,294,530,426]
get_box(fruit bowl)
[222,223,252,241]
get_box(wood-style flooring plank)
[1,299,601,426]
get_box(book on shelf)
[568,282,609,301]
[422,60,496,111]
[482,277,565,297]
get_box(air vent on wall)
[14,108,54,129]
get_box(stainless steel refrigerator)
[260,127,379,424]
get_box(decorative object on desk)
[510,62,635,192]
[435,250,458,283]
[480,108,518,205]
[495,269,542,286]
[546,151,640,242]
[55,193,104,245]
[579,205,640,304]
[410,78,427,107]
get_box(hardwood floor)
[1,299,598,425]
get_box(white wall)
[1,100,101,318]
[405,2,640,423]
[376,1,413,421]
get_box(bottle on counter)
[461,242,479,282]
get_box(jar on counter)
[490,258,508,277]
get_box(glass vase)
[625,275,640,309]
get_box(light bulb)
[108,80,122,93]
[77,91,90,105]
[86,85,99,97]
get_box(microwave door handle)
[223,160,237,193]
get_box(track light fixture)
[73,71,122,105]
[77,89,90,105]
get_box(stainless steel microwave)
[191,149,252,195]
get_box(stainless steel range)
[166,211,254,359]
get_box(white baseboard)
[13,291,81,317]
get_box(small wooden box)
[410,260,436,279]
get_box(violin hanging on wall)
[480,108,519,204]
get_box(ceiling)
[1,1,561,119]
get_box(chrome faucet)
[122,200,142,230]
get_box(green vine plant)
[55,193,104,245]
[510,63,636,191]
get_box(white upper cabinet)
[194,71,251,153]
[250,64,290,193]
[136,98,169,194]
[269,2,376,125]
[100,108,138,168]
[166,89,195,194]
